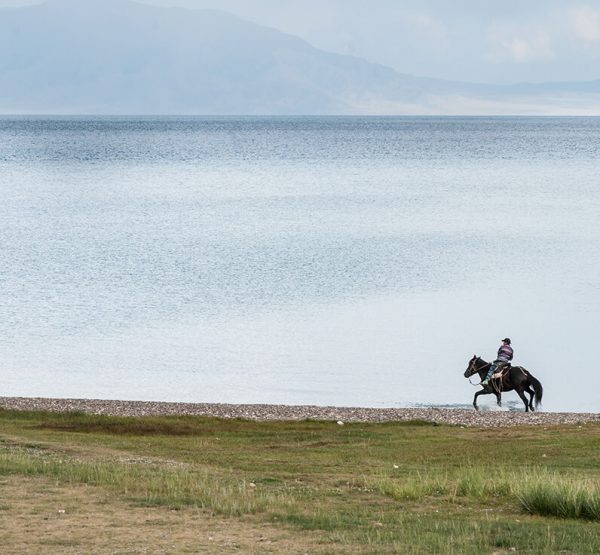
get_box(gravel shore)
[1,397,599,428]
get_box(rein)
[468,374,482,386]
[468,359,515,392]
[467,359,490,387]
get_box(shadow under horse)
[464,356,543,412]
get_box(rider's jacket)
[496,344,513,363]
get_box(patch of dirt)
[0,476,330,554]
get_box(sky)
[1,0,599,84]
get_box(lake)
[1,116,598,411]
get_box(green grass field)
[1,409,599,553]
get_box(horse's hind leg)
[526,387,535,411]
[516,389,530,412]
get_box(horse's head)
[464,355,481,378]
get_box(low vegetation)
[0,408,599,553]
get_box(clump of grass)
[519,477,600,521]
[367,467,517,502]
[370,467,600,522]
[455,468,513,499]
[0,449,292,516]
[371,472,452,501]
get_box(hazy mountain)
[0,0,599,114]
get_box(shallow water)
[1,116,599,411]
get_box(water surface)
[1,116,598,411]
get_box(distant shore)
[1,397,598,428]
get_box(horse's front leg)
[495,392,502,407]
[473,389,488,411]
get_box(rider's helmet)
[502,338,511,344]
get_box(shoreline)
[1,397,599,427]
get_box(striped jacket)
[496,344,513,363]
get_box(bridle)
[467,357,487,386]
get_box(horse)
[463,355,543,412]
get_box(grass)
[0,408,599,553]
[369,466,600,520]
[519,476,600,520]
[0,449,292,514]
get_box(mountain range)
[1,0,599,115]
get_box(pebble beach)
[1,397,599,428]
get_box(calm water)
[1,116,599,411]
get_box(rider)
[482,338,513,385]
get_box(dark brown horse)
[464,356,543,412]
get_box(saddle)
[492,363,511,380]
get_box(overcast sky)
[2,0,599,84]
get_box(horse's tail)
[528,372,543,409]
